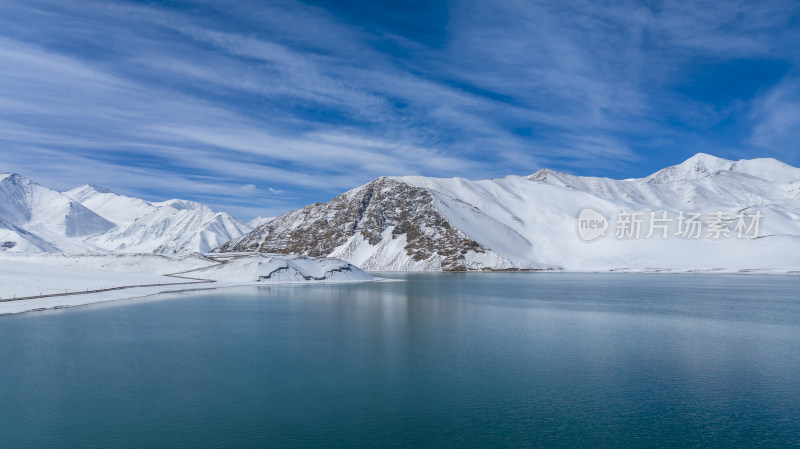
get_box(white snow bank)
[0,253,375,316]
[178,253,376,283]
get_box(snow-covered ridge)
[0,175,252,254]
[63,184,253,254]
[223,153,800,272]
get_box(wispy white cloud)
[0,0,798,219]
[749,78,800,162]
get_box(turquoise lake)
[1,272,799,448]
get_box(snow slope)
[399,174,800,271]
[223,154,800,272]
[0,217,61,253]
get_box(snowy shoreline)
[371,268,800,275]
[2,251,797,317]
[0,253,376,316]
[0,279,379,317]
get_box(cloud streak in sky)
[0,0,798,219]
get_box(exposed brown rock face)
[216,177,486,270]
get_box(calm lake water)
[1,272,800,448]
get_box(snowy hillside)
[220,154,800,272]
[0,175,251,255]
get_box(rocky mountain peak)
[217,177,487,271]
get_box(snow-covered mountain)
[0,174,114,253]
[218,154,800,272]
[63,185,252,254]
[0,174,251,254]
[219,177,494,270]
[87,200,251,254]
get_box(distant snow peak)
[644,153,734,184]
[527,168,557,182]
[644,153,800,184]
[159,199,206,211]
[83,198,249,254]
[82,184,114,194]
[248,216,275,228]
[64,184,114,199]
[684,152,733,166]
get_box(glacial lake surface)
[1,272,800,448]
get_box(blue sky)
[0,0,799,219]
